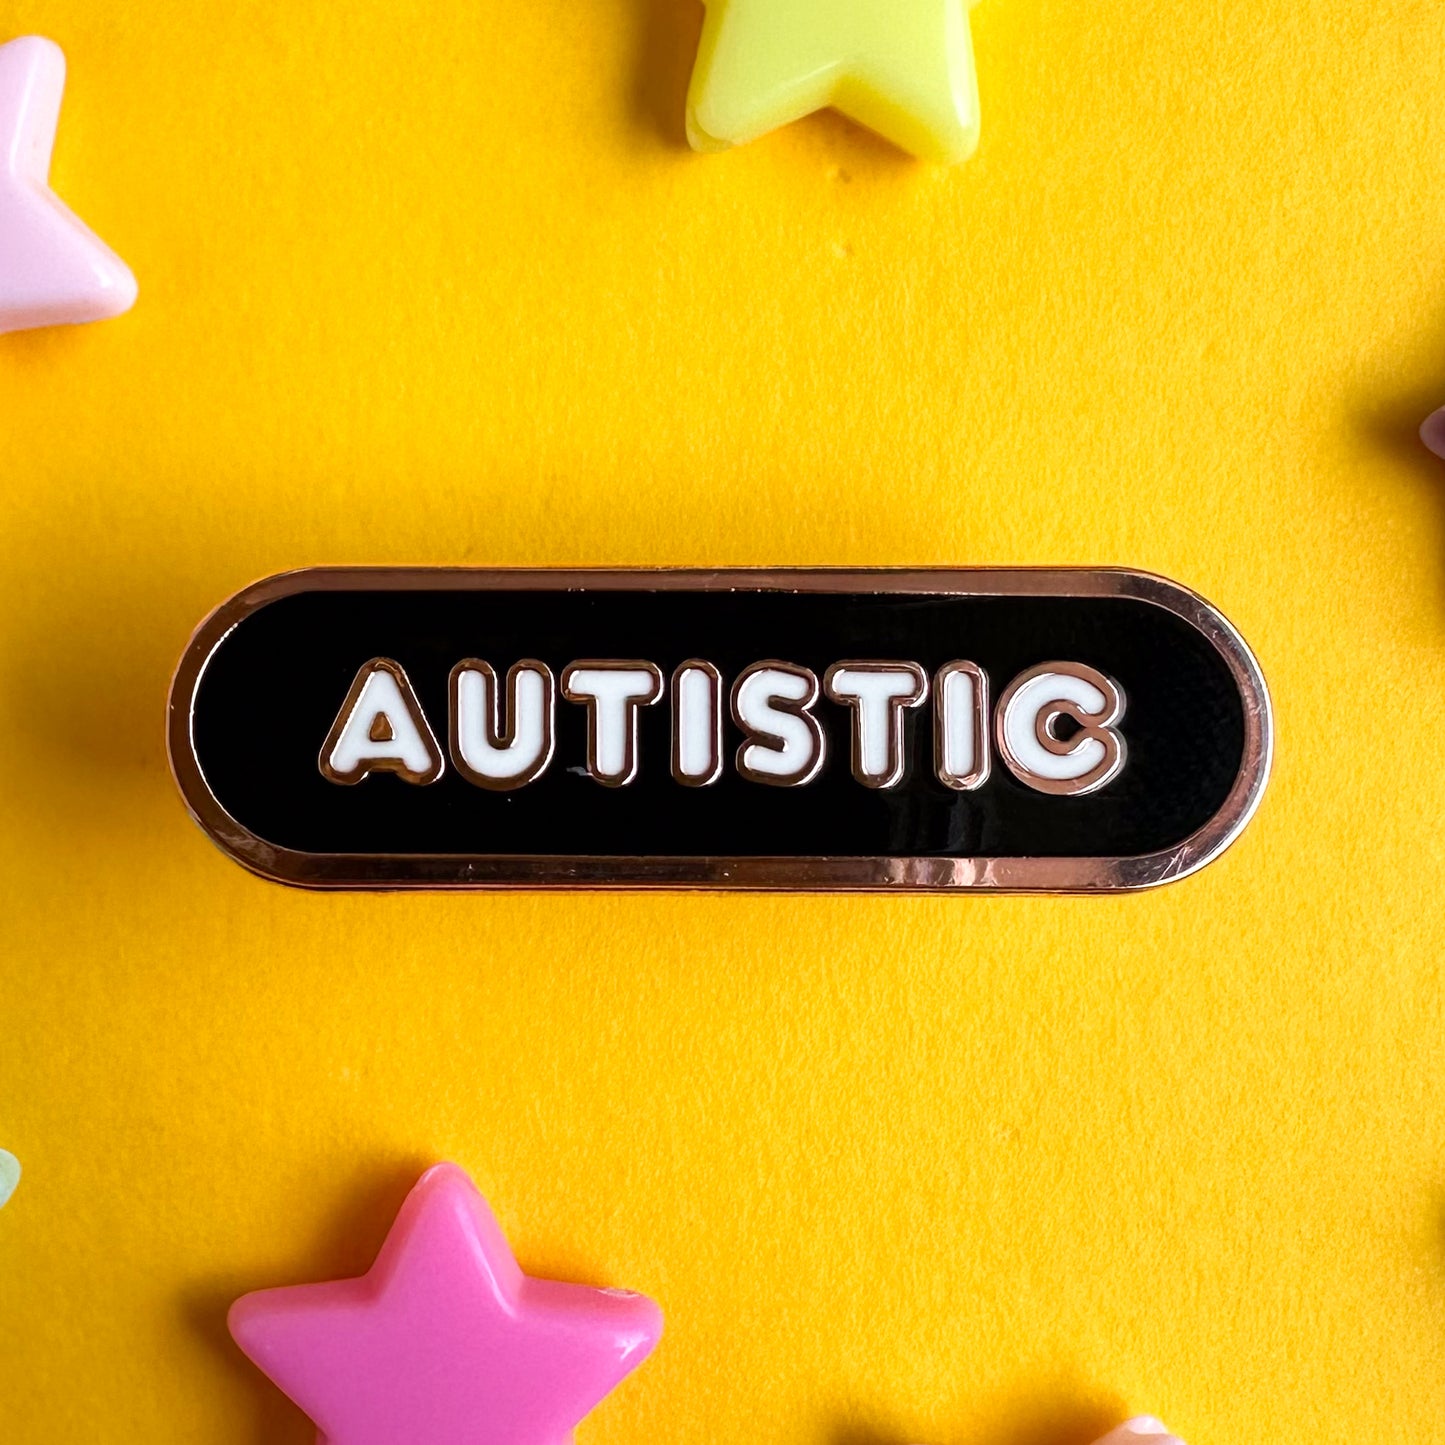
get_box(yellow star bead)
[686,0,985,164]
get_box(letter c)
[995,662,1126,797]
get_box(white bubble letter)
[319,658,443,785]
[823,661,928,789]
[731,662,826,787]
[450,660,555,790]
[561,661,664,786]
[996,662,1126,796]
[934,661,990,791]
[672,661,723,786]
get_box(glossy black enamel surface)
[184,583,1248,865]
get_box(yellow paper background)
[3,1,1445,1441]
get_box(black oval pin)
[167,568,1271,891]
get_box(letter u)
[449,660,556,790]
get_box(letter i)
[672,661,723,785]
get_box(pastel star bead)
[228,1163,663,1445]
[0,35,136,335]
[686,0,985,164]
[1093,1419,1186,1444]
[0,1149,18,1208]
[1422,407,1445,460]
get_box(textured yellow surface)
[2,2,1445,1442]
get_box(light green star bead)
[686,0,987,163]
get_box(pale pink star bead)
[1422,408,1445,461]
[0,35,136,334]
[1092,1419,1186,1444]
[908,1420,1183,1445]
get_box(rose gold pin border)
[166,567,1272,894]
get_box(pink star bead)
[0,35,136,335]
[1423,408,1445,461]
[1092,1420,1185,1444]
[228,1164,663,1445]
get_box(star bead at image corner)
[1092,1421,1186,1444]
[1422,408,1445,460]
[0,1149,19,1208]
[686,0,986,164]
[228,1163,663,1445]
[0,35,136,336]
[911,1418,1183,1445]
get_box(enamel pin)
[167,568,1271,891]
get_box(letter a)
[319,658,444,785]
